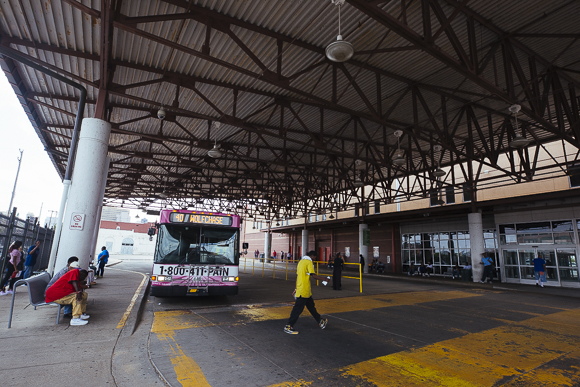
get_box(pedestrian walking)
[333,252,344,290]
[23,240,41,279]
[533,254,547,287]
[284,251,330,335]
[0,241,23,295]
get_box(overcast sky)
[0,71,150,225]
[0,71,63,222]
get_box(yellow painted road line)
[115,269,148,329]
[150,291,482,386]
[153,311,213,386]
[152,310,217,332]
[270,308,580,387]
[156,331,212,387]
[239,290,482,322]
[149,290,481,332]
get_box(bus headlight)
[222,276,237,282]
[156,275,172,282]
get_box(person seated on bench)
[376,261,385,273]
[452,264,461,279]
[46,268,90,326]
[408,262,416,276]
[46,257,85,317]
[418,263,428,277]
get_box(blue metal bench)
[7,271,66,328]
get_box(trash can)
[461,269,472,281]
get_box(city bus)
[150,209,240,296]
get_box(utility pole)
[47,210,58,228]
[7,149,23,215]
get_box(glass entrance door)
[502,247,578,286]
[557,249,579,284]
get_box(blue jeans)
[23,265,34,279]
[63,304,73,315]
[534,271,546,283]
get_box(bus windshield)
[154,224,239,265]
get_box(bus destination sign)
[169,212,233,226]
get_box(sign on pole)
[69,213,86,231]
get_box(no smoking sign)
[70,212,86,231]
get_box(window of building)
[374,200,381,214]
[429,190,440,206]
[568,164,580,187]
[462,183,472,202]
[354,204,359,217]
[500,220,575,246]
[364,202,370,216]
[401,230,487,275]
[445,186,455,204]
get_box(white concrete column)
[90,156,110,262]
[264,228,271,260]
[301,229,309,257]
[468,212,485,282]
[55,118,111,270]
[359,223,368,273]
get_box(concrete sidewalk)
[0,262,154,387]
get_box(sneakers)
[80,313,90,320]
[5,290,13,295]
[70,318,88,326]
[284,325,298,335]
[319,318,328,329]
[479,281,485,284]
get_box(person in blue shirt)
[479,252,494,284]
[97,246,109,277]
[23,240,41,279]
[533,255,547,288]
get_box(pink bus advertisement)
[150,209,240,297]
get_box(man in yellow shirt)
[284,251,330,335]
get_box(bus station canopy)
[0,0,578,219]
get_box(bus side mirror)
[242,242,249,249]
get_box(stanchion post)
[359,263,362,293]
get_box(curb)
[120,277,151,338]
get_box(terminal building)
[0,0,578,287]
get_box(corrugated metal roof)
[0,0,578,216]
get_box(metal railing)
[0,208,55,276]
[240,256,363,293]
